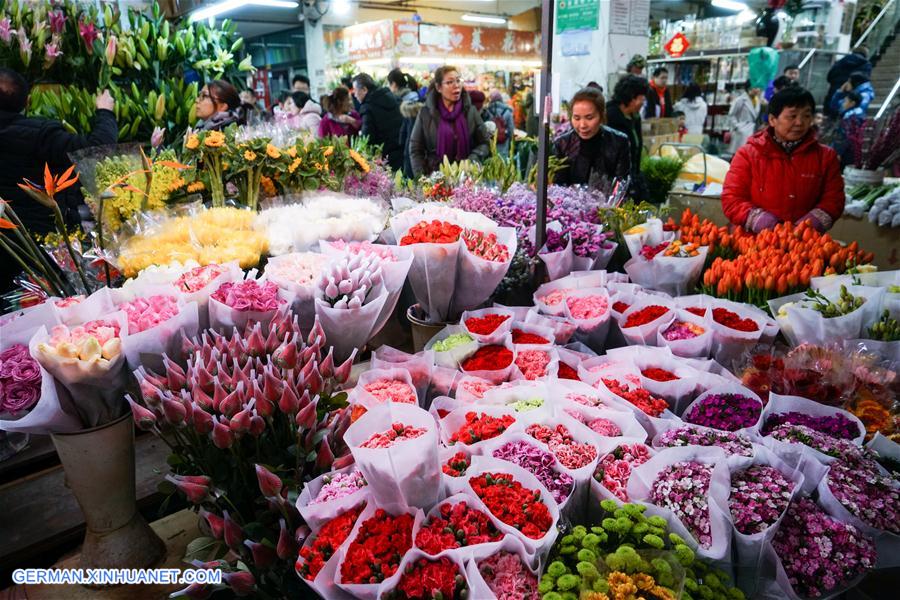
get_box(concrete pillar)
[304,16,328,99]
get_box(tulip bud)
[222,571,255,597]
[300,355,316,380]
[255,464,283,498]
[306,366,323,396]
[316,436,335,470]
[138,377,163,405]
[127,395,157,431]
[212,418,234,449]
[263,369,282,403]
[162,397,187,425]
[295,398,318,430]
[246,325,266,357]
[222,511,244,551]
[308,317,325,347]
[190,559,229,570]
[194,364,215,393]
[230,408,251,434]
[264,326,281,354]
[164,355,187,390]
[198,509,225,540]
[165,474,208,504]
[275,519,297,560]
[333,349,357,384]
[180,391,194,424]
[297,389,311,411]
[192,405,214,435]
[219,386,243,418]
[274,340,298,370]
[278,385,300,415]
[192,384,214,410]
[212,381,227,411]
[318,348,335,378]
[249,415,265,437]
[333,453,355,470]
[243,539,277,570]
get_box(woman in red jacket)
[722,87,845,233]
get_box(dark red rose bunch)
[712,307,759,332]
[297,504,365,581]
[415,501,503,554]
[339,509,415,585]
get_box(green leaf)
[157,479,176,495]
[184,536,221,563]
[166,453,183,466]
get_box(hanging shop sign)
[664,32,691,58]
[556,0,600,34]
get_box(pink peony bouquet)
[118,295,180,334]
[212,280,284,312]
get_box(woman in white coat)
[727,81,761,154]
[673,83,708,135]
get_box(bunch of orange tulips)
[671,209,874,306]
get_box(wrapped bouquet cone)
[51,413,165,575]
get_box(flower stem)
[51,204,91,293]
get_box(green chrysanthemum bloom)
[704,573,720,589]
[605,553,626,571]
[651,558,673,574]
[577,548,597,563]
[547,561,567,578]
[684,577,699,592]
[674,544,695,566]
[576,561,599,578]
[561,534,576,546]
[542,592,563,600]
[593,578,610,593]
[647,516,668,528]
[556,574,580,591]
[582,533,601,550]
[632,522,649,536]
[560,592,578,600]
[600,499,618,513]
[624,503,646,517]
[601,518,617,531]
[643,534,665,549]
[728,587,746,599]
[615,517,633,532]
[669,532,687,546]
[538,576,556,595]
[572,526,587,541]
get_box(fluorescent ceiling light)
[711,0,748,11]
[737,9,757,23]
[190,0,297,22]
[333,0,351,16]
[461,14,507,25]
[397,56,540,68]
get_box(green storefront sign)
[556,0,600,34]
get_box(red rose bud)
[275,518,296,560]
[165,474,208,504]
[164,356,187,390]
[334,349,357,383]
[230,409,252,434]
[222,511,244,551]
[243,539,277,570]
[170,583,212,599]
[212,418,234,449]
[162,397,187,425]
[333,453,355,470]
[199,509,225,539]
[295,398,318,429]
[316,436,334,470]
[127,396,157,431]
[279,385,300,415]
[192,406,214,435]
[319,348,335,378]
[222,571,255,596]
[219,386,243,418]
[255,464,283,498]
[249,415,266,437]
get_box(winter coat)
[317,110,361,139]
[606,104,643,176]
[825,53,872,116]
[359,86,404,171]
[643,84,673,119]
[409,89,490,177]
[297,101,322,134]
[552,127,631,188]
[830,81,875,116]
[727,92,760,154]
[673,97,708,135]
[394,87,420,105]
[722,128,845,229]
[199,110,241,131]
[482,100,515,157]
[399,99,424,179]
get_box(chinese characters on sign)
[556,0,600,34]
[664,32,691,58]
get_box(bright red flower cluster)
[340,509,415,584]
[462,229,510,262]
[525,423,597,469]
[612,301,631,314]
[602,378,669,417]
[623,305,670,328]
[642,367,679,382]
[400,220,462,245]
[470,472,552,539]
[461,345,513,372]
[557,362,580,381]
[442,451,471,477]
[465,314,511,335]
[298,505,364,580]
[360,423,427,449]
[685,306,707,317]
[712,307,759,332]
[393,557,466,600]
[415,501,503,554]
[512,329,550,344]
[640,241,670,260]
[449,412,515,445]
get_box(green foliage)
[640,154,686,204]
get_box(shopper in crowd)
[399,92,424,178]
[318,86,361,140]
[726,81,761,154]
[387,69,419,104]
[830,71,875,116]
[764,64,800,101]
[586,81,603,92]
[722,87,844,233]
[832,90,866,167]
[276,91,320,133]
[824,47,871,117]
[196,80,244,131]
[352,73,404,170]
[469,89,486,114]
[606,75,649,197]
[626,54,647,77]
[292,74,311,94]
[644,67,673,119]
[0,68,118,291]
[673,111,688,141]
[482,90,515,157]
[239,88,269,125]
[553,87,631,188]
[342,76,361,112]
[409,65,490,177]
[673,83,707,135]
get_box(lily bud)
[295,398,318,430]
[316,436,334,470]
[275,519,297,560]
[319,347,335,378]
[192,405,214,435]
[198,509,225,539]
[334,349,357,384]
[278,385,300,415]
[211,418,234,449]
[333,453,355,470]
[249,415,265,437]
[230,408,251,434]
[222,511,244,551]
[254,464,283,498]
[162,397,187,425]
[243,540,277,570]
[165,474,208,504]
[127,395,156,431]
[222,571,255,597]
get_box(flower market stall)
[1,94,899,600]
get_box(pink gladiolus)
[276,518,296,560]
[212,418,234,449]
[243,540,276,569]
[175,474,212,487]
[165,474,208,504]
[295,399,317,429]
[162,397,187,425]
[222,571,255,596]
[127,396,156,430]
[255,464,283,498]
[222,511,243,551]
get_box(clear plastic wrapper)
[709,299,767,368]
[624,245,708,297]
[523,310,577,344]
[370,347,434,403]
[54,287,115,325]
[460,307,515,345]
[464,535,540,599]
[616,297,674,347]
[120,301,199,373]
[656,308,714,359]
[782,285,886,347]
[352,367,419,412]
[296,465,370,533]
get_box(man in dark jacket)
[824,48,871,118]
[0,67,118,290]
[607,75,650,200]
[643,67,673,119]
[352,73,403,171]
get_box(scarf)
[769,128,806,155]
[436,97,470,162]
[201,111,238,131]
[649,81,666,117]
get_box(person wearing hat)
[626,55,646,77]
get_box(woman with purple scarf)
[409,66,490,177]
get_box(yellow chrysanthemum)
[187,181,205,193]
[349,149,370,174]
[266,144,281,159]
[244,150,257,161]
[314,162,322,171]
[185,134,200,150]
[168,176,187,192]
[323,145,334,157]
[288,147,297,158]
[204,131,225,148]
[288,157,302,174]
